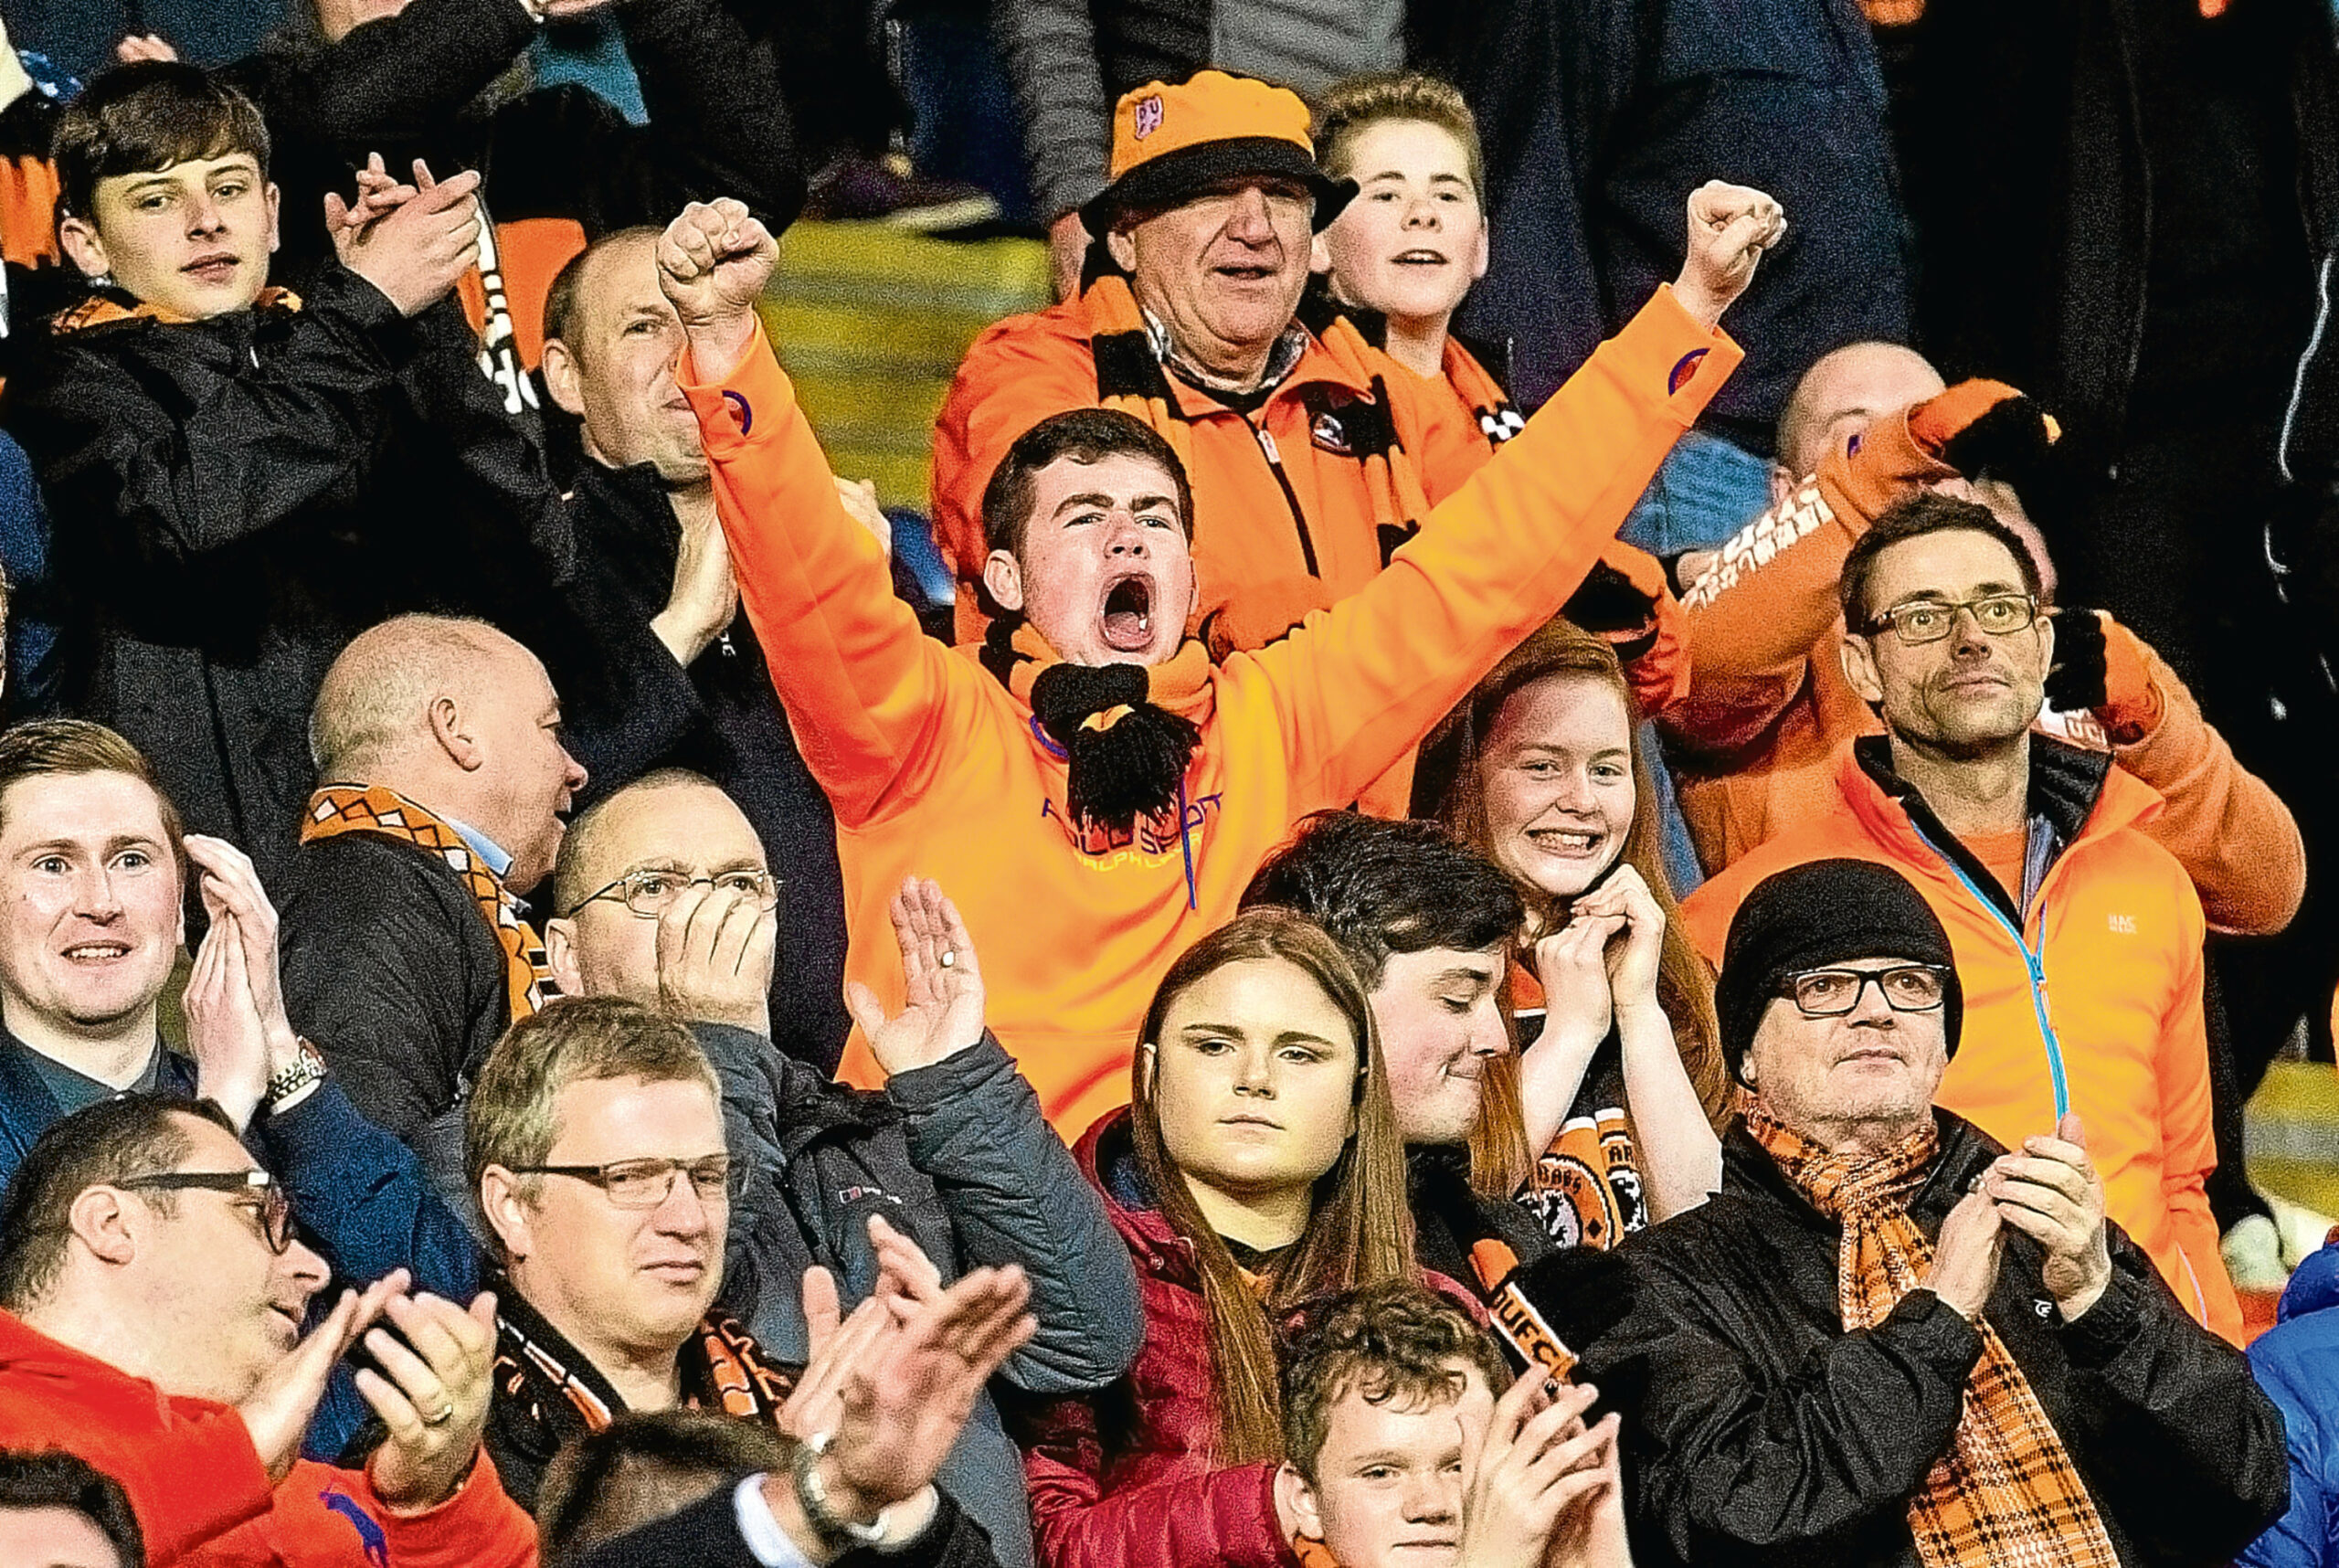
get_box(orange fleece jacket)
[1681,742,2243,1344]
[0,1309,535,1568]
[1662,408,2305,936]
[687,290,1738,1138]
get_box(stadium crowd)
[0,0,2331,1563]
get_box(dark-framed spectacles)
[1861,593,2038,645]
[563,868,781,920]
[1779,965,1951,1018]
[509,1156,740,1209]
[119,1168,295,1254]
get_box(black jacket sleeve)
[887,1035,1143,1393]
[6,270,417,579]
[222,0,536,147]
[279,842,493,1221]
[578,1478,1003,1568]
[2048,1248,2292,1563]
[1595,1279,1983,1562]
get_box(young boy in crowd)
[5,63,575,887]
[1275,1283,1627,1568]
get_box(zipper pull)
[1255,426,1280,465]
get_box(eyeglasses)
[563,868,781,920]
[1861,593,2039,645]
[509,1156,740,1209]
[1778,965,1951,1018]
[119,1168,295,1254]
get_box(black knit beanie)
[1714,859,1963,1088]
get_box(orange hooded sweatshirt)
[1661,400,2304,937]
[686,289,1739,1139]
[1681,736,2243,1343]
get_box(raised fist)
[657,198,777,334]
[1672,181,1785,330]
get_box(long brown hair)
[1129,909,1416,1465]
[1413,620,1733,1195]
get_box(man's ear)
[69,1186,138,1268]
[541,339,587,418]
[1275,1464,1326,1543]
[58,216,109,282]
[478,1167,535,1264]
[429,692,485,772]
[544,916,583,994]
[1468,219,1489,284]
[1105,227,1139,276]
[1769,462,1797,510]
[1840,630,1884,706]
[982,550,1027,614]
[1309,230,1332,276]
[263,181,280,256]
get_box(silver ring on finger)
[938,950,956,969]
[422,1401,457,1427]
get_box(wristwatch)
[793,1431,892,1551]
[265,1038,328,1112]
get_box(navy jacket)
[2240,1237,2339,1568]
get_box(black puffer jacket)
[1554,1111,2288,1568]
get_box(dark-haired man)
[5,64,575,886]
[1582,857,2285,1568]
[1684,495,2244,1340]
[662,180,1778,1136]
[0,1097,532,1568]
[1242,811,1551,1296]
[0,1449,144,1568]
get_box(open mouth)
[1101,576,1155,652]
[1392,249,1449,268]
[61,941,132,963]
[1212,260,1277,284]
[1525,827,1603,858]
[181,253,238,284]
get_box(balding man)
[279,613,587,1219]
[538,228,855,1070]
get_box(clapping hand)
[1671,181,1785,330]
[845,878,986,1075]
[333,159,483,317]
[183,834,303,1130]
[1458,1376,1624,1568]
[1983,1112,2112,1320]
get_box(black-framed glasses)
[562,868,781,920]
[509,1156,740,1209]
[119,1168,295,1254]
[1779,965,1951,1018]
[1861,593,2038,645]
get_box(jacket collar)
[1074,1108,1203,1288]
[0,1025,191,1165]
[1838,733,2155,921]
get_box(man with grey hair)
[280,612,587,1218]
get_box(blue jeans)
[1619,428,1774,559]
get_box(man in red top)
[0,1096,534,1568]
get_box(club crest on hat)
[1133,93,1166,139]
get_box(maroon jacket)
[1017,1111,1302,1568]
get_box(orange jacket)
[1662,408,2304,936]
[930,297,1488,652]
[0,1309,535,1568]
[689,290,1739,1138]
[1680,737,2243,1343]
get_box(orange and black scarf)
[1444,338,1526,449]
[980,618,1212,832]
[52,284,301,335]
[302,783,555,1024]
[1746,1107,2121,1568]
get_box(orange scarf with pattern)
[302,783,554,1023]
[1745,1106,2121,1568]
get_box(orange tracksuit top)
[930,297,1488,652]
[1681,737,2244,1343]
[686,289,1740,1139]
[1661,406,2304,936]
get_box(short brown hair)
[0,720,185,874]
[54,63,270,224]
[537,1411,789,1567]
[0,1097,238,1310]
[1280,1281,1508,1480]
[979,408,1193,560]
[550,768,729,919]
[1313,73,1485,199]
[1838,492,2045,630]
[541,226,664,362]
[465,996,721,1228]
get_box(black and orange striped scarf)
[495,1293,795,1441]
[1746,1106,2121,1568]
[302,783,554,1024]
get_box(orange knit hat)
[1079,69,1354,235]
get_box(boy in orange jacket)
[659,185,1782,1139]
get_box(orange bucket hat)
[1078,69,1355,236]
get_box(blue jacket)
[2244,1238,2339,1568]
[0,1027,477,1457]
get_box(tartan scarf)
[302,783,555,1023]
[1079,272,1431,568]
[1746,1106,2122,1568]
